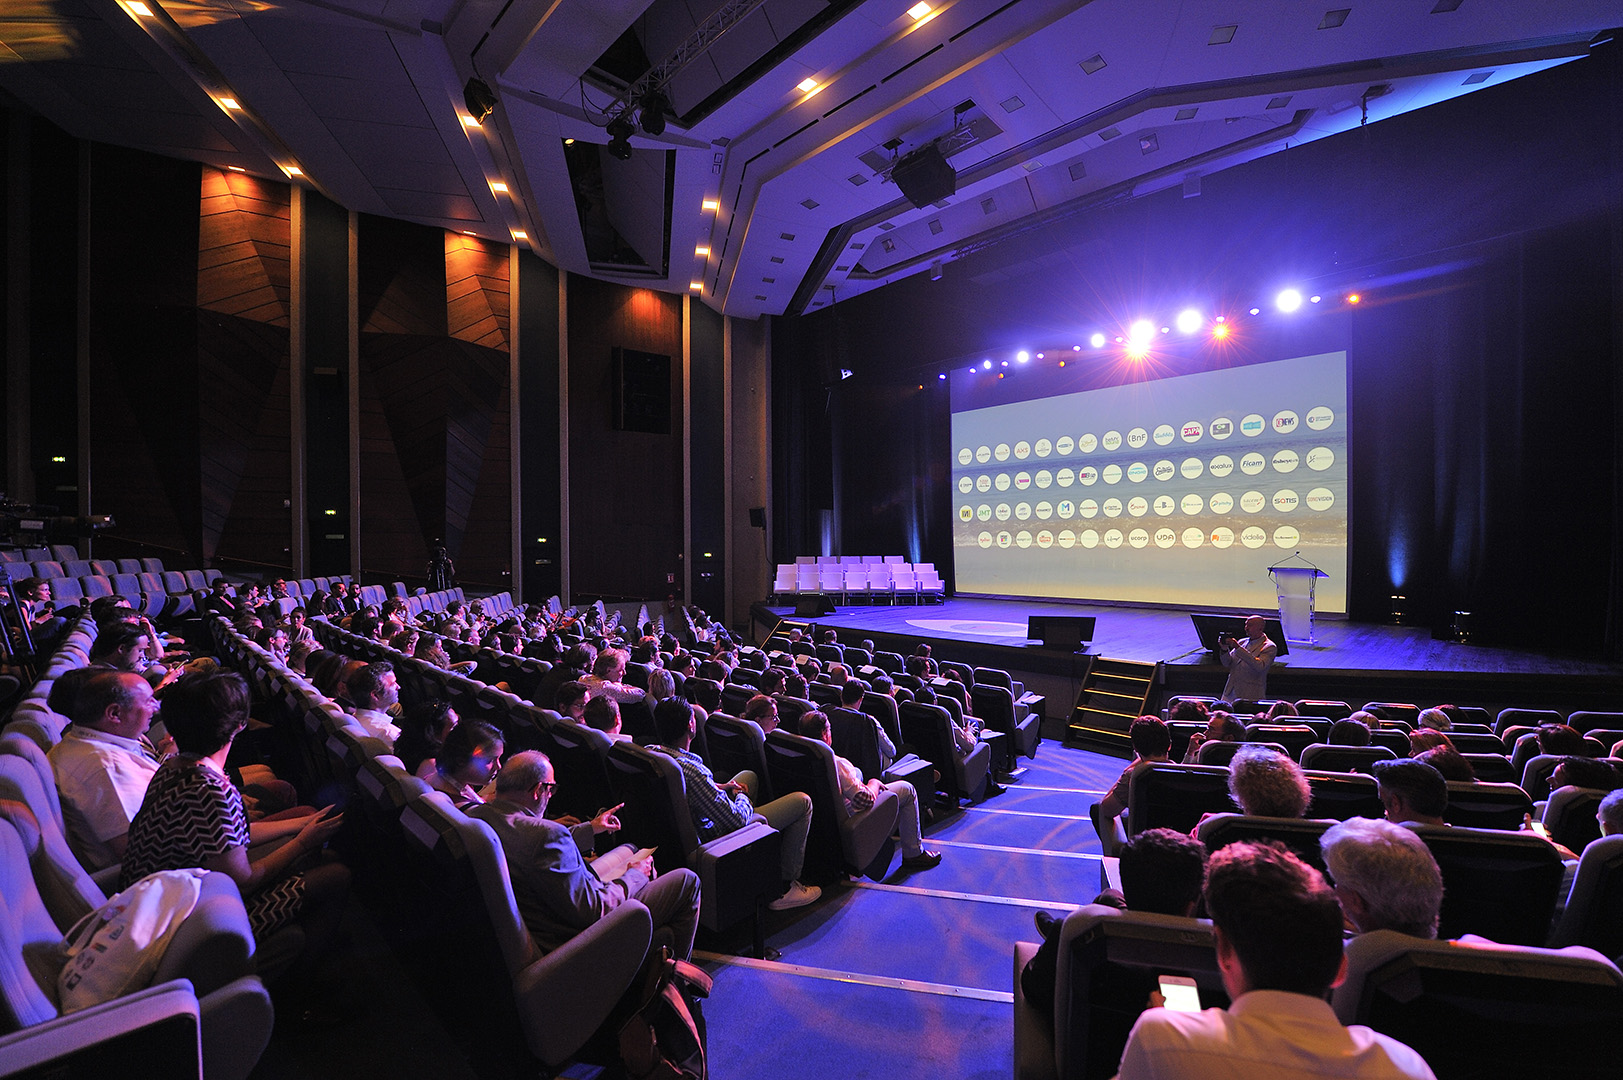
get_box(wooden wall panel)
[567,276,683,600]
[445,234,509,351]
[197,169,289,326]
[201,312,290,567]
[358,214,445,337]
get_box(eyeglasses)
[539,780,557,793]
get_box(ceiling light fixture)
[490,181,508,193]
[606,113,635,160]
[796,77,819,94]
[219,97,241,111]
[463,77,497,125]
[907,2,932,19]
[702,199,719,211]
[125,1,153,15]
[636,88,670,136]
[285,165,302,176]
[695,245,710,257]
[511,231,528,241]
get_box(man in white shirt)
[48,670,165,870]
[1219,615,1277,703]
[1114,841,1435,1080]
[798,709,939,871]
[580,648,646,705]
[346,660,401,746]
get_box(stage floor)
[755,597,1622,679]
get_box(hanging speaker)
[891,144,956,209]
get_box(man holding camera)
[1220,616,1276,704]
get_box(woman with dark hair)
[396,700,457,779]
[120,670,349,944]
[427,719,504,809]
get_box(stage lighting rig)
[463,77,497,125]
[636,88,671,135]
[606,113,635,160]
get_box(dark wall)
[690,298,725,614]
[519,252,561,603]
[567,276,683,601]
[773,44,1623,655]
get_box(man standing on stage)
[1220,615,1277,704]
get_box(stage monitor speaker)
[1188,614,1290,657]
[892,144,957,208]
[748,506,766,528]
[794,594,836,617]
[1027,615,1096,650]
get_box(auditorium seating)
[1550,835,1623,960]
[764,729,899,882]
[899,701,990,807]
[1195,813,1333,870]
[1299,743,1397,774]
[1411,824,1566,945]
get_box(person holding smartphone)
[1219,616,1277,704]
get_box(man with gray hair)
[1320,817,1445,938]
[48,670,165,871]
[470,750,700,960]
[1597,789,1623,838]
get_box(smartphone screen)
[1158,974,1202,1012]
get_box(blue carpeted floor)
[694,739,1123,1078]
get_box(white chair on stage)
[866,566,895,605]
[843,569,871,604]
[772,565,797,602]
[817,568,846,604]
[891,568,918,604]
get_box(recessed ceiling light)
[1001,96,1025,113]
[1266,96,1292,110]
[125,1,153,15]
[801,198,819,209]
[1079,54,1107,75]
[797,78,818,94]
[907,2,932,19]
[461,115,481,129]
[1319,9,1350,29]
[463,231,476,236]
[1462,71,1493,85]
[285,165,302,176]
[695,246,710,257]
[227,165,245,173]
[563,137,575,145]
[490,181,508,192]
[689,281,703,291]
[511,231,527,240]
[219,97,242,111]
[702,199,719,211]
[928,219,943,234]
[780,232,796,241]
[1175,107,1198,121]
[1068,161,1087,181]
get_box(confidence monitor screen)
[950,351,1348,613]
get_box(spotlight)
[1001,360,1009,368]
[1016,351,1030,363]
[1347,293,1362,304]
[463,78,497,125]
[1090,332,1106,348]
[938,373,947,380]
[1035,353,1044,360]
[1175,308,1202,334]
[1309,294,1322,304]
[1127,319,1155,347]
[982,359,992,370]
[1276,288,1303,312]
[1212,323,1230,340]
[1073,345,1082,351]
[637,88,671,136]
[1249,307,1261,315]
[606,113,635,160]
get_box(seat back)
[1293,699,1352,722]
[703,715,772,803]
[1444,731,1507,755]
[860,692,903,751]
[1125,764,1233,835]
[1196,740,1285,767]
[528,720,618,824]
[604,743,703,877]
[1334,929,1623,1080]
[1298,744,1396,775]
[1411,824,1565,944]
[1195,813,1333,870]
[898,701,974,804]
[1303,771,1385,820]
[764,730,897,881]
[0,807,78,1028]
[1551,835,1623,958]
[1458,752,1516,783]
[1241,724,1316,759]
[1442,780,1532,830]
[828,707,883,781]
[1496,707,1562,738]
[1367,728,1411,756]
[1543,786,1606,853]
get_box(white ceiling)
[0,0,1614,317]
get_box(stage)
[748,596,1623,726]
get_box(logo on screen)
[1035,501,1053,519]
[1079,434,1098,453]
[1210,527,1235,548]
[1015,472,1032,490]
[1104,529,1124,548]
[1306,406,1334,431]
[995,473,1012,491]
[976,475,992,492]
[1240,490,1265,513]
[1057,468,1076,487]
[978,531,993,548]
[1240,526,1266,548]
[1274,525,1301,548]
[977,504,992,521]
[1240,414,1265,437]
[995,504,1012,521]
[1080,500,1099,518]
[1129,529,1149,549]
[1154,460,1175,481]
[1128,497,1148,516]
[1057,500,1074,517]
[996,531,1012,548]
[1306,487,1335,511]
[1015,502,1032,520]
[1183,528,1205,548]
[1102,498,1123,517]
[1181,421,1204,443]
[959,505,973,522]
[1128,427,1148,448]
[958,448,973,464]
[958,476,973,493]
[1035,438,1053,457]
[1181,493,1204,515]
[1015,531,1033,548]
[1035,470,1053,489]
[1056,436,1076,455]
[1272,449,1300,473]
[1058,530,1077,548]
[1154,495,1175,516]
[1207,455,1234,478]
[1154,528,1176,548]
[1240,452,1265,475]
[1102,431,1123,451]
[1014,441,1031,459]
[1210,418,1234,439]
[1127,462,1148,483]
[1180,458,1204,480]
[1036,530,1054,548]
[1102,465,1122,485]
[995,443,1011,461]
[1080,467,1098,486]
[1209,492,1235,514]
[1154,424,1175,446]
[1080,529,1099,548]
[976,445,992,462]
[1272,489,1300,512]
[1273,410,1299,434]
[1306,447,1334,471]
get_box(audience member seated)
[645,668,678,706]
[1226,745,1312,819]
[1598,789,1623,837]
[1414,745,1475,782]
[395,699,456,779]
[742,693,780,733]
[1261,700,1300,723]
[1093,717,1173,850]
[470,750,700,960]
[556,680,589,724]
[584,696,630,743]
[1548,755,1623,795]
[832,681,903,773]
[1021,828,1209,1020]
[346,661,401,746]
[48,669,166,871]
[1415,707,1452,732]
[1407,729,1452,755]
[1371,759,1448,827]
[120,670,350,974]
[757,667,787,697]
[1532,723,1587,757]
[1181,711,1246,763]
[582,647,646,705]
[798,708,939,871]
[427,720,504,809]
[1114,841,1435,1080]
[650,697,820,910]
[1329,718,1373,746]
[1320,817,1444,937]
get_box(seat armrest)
[152,874,256,997]
[511,899,653,1067]
[197,975,274,1080]
[839,789,900,867]
[693,821,782,931]
[1013,941,1058,1080]
[0,979,202,1079]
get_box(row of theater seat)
[772,558,945,604]
[0,618,274,1079]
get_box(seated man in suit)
[471,750,700,960]
[1116,841,1436,1080]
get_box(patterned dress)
[121,755,306,939]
